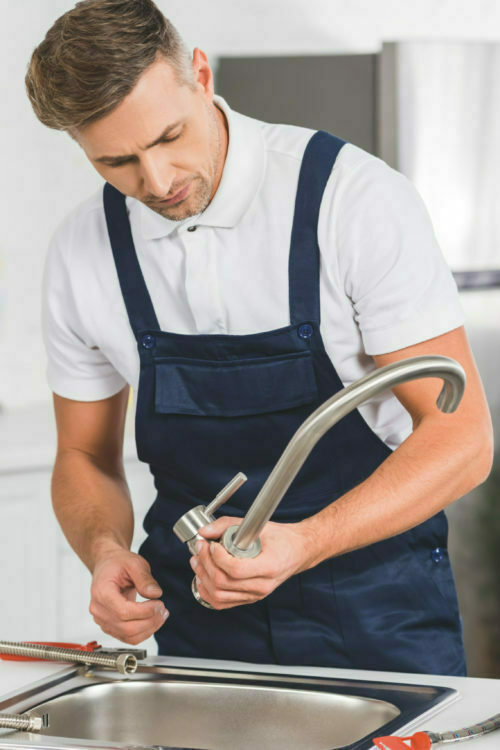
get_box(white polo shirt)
[42,95,464,451]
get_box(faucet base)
[222,525,262,559]
[191,577,215,609]
[189,526,262,610]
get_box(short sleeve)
[42,223,127,401]
[324,151,464,355]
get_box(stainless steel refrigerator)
[217,43,500,676]
[379,41,500,678]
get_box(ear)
[192,47,214,100]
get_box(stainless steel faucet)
[174,354,465,607]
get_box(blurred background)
[0,1,499,676]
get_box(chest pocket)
[154,350,318,417]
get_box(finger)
[124,557,163,600]
[208,540,273,581]
[191,552,268,596]
[195,539,259,583]
[92,585,168,622]
[196,542,239,589]
[117,628,154,646]
[198,516,242,541]
[92,601,169,638]
[196,577,253,610]
[193,537,257,580]
[191,557,249,598]
[192,551,270,598]
[197,571,271,598]
[190,556,208,579]
[102,617,162,646]
[194,539,234,582]
[91,595,168,622]
[118,608,169,644]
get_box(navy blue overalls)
[103,130,466,676]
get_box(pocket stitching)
[154,351,318,417]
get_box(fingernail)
[146,584,162,595]
[210,542,215,554]
[195,541,203,554]
[191,557,198,569]
[202,524,213,534]
[155,604,163,614]
[196,576,201,586]
[163,609,169,619]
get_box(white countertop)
[1,655,499,748]
[1,404,499,746]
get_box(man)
[26,0,493,675]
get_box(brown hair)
[25,0,193,133]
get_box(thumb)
[127,557,163,599]
[198,515,242,541]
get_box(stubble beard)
[143,104,221,222]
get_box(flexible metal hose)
[427,711,500,744]
[0,641,137,675]
[0,712,43,732]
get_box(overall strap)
[103,182,160,338]
[289,131,346,326]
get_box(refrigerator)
[379,41,500,678]
[217,43,500,676]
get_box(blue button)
[431,547,444,563]
[298,323,314,340]
[141,334,155,350]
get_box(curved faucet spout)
[230,355,465,554]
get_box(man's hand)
[190,516,311,609]
[90,548,169,644]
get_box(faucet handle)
[205,472,247,515]
[173,472,248,555]
[173,472,248,610]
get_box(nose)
[140,151,174,199]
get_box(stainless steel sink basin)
[0,659,456,750]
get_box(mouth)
[158,183,191,206]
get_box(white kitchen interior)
[1,1,500,748]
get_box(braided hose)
[427,711,500,744]
[375,713,500,748]
[0,641,137,675]
[0,712,43,732]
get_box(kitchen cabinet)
[0,404,158,653]
[56,456,159,653]
[0,470,58,640]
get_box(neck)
[209,102,229,201]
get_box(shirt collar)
[138,95,265,240]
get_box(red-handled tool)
[374,709,500,748]
[373,734,431,749]
[0,641,101,662]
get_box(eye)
[108,160,132,168]
[161,132,182,144]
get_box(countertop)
[1,406,499,747]
[0,655,499,748]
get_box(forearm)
[299,412,493,570]
[51,448,134,573]
[195,331,494,609]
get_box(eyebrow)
[94,120,184,165]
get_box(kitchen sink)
[0,658,457,750]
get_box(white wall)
[1,0,500,409]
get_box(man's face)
[76,50,226,221]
